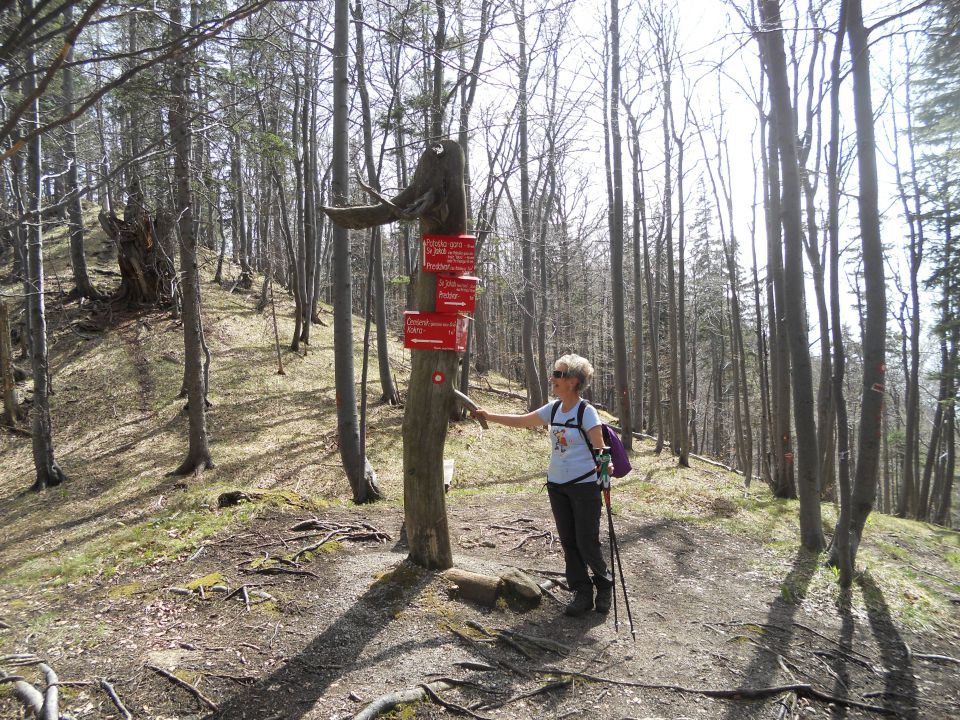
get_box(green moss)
[186,572,226,590]
[108,583,144,599]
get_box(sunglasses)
[552,370,574,379]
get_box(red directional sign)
[436,275,479,314]
[422,234,476,274]
[404,311,469,352]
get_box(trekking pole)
[596,450,619,630]
[597,449,636,640]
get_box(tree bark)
[608,0,633,450]
[758,0,824,551]
[169,0,213,476]
[324,139,468,569]
[62,4,101,301]
[330,0,381,503]
[510,0,543,411]
[23,0,66,490]
[836,0,887,566]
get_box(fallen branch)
[146,663,219,712]
[907,564,960,589]
[98,678,133,720]
[533,667,896,715]
[240,566,318,579]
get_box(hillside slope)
[1,217,958,719]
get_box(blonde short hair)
[555,354,594,392]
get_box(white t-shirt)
[536,400,602,485]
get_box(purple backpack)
[550,400,632,478]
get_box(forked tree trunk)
[759,0,824,551]
[831,0,887,572]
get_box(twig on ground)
[241,566,318,579]
[98,678,133,720]
[907,564,960,588]
[145,663,219,712]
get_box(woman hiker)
[473,353,615,617]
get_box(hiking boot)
[564,588,594,617]
[594,584,613,614]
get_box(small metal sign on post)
[435,275,479,314]
[403,311,470,352]
[422,234,476,274]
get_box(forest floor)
[1,215,959,720]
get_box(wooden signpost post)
[323,139,473,569]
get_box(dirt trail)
[2,498,957,719]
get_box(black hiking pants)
[547,481,613,593]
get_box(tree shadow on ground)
[203,558,434,720]
[856,570,918,718]
[828,588,856,719]
[719,548,819,720]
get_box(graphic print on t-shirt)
[554,428,569,453]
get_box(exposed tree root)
[353,679,454,720]
[98,678,132,719]
[0,661,59,719]
[145,663,218,712]
[533,667,897,715]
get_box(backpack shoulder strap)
[576,401,594,452]
[549,399,562,424]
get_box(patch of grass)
[945,551,960,570]
[876,541,908,561]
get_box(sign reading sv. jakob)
[422,234,476,274]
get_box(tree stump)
[98,179,175,305]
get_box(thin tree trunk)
[510,0,543,410]
[23,0,65,490]
[608,0,632,450]
[331,0,380,503]
[169,0,213,477]
[62,4,101,301]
